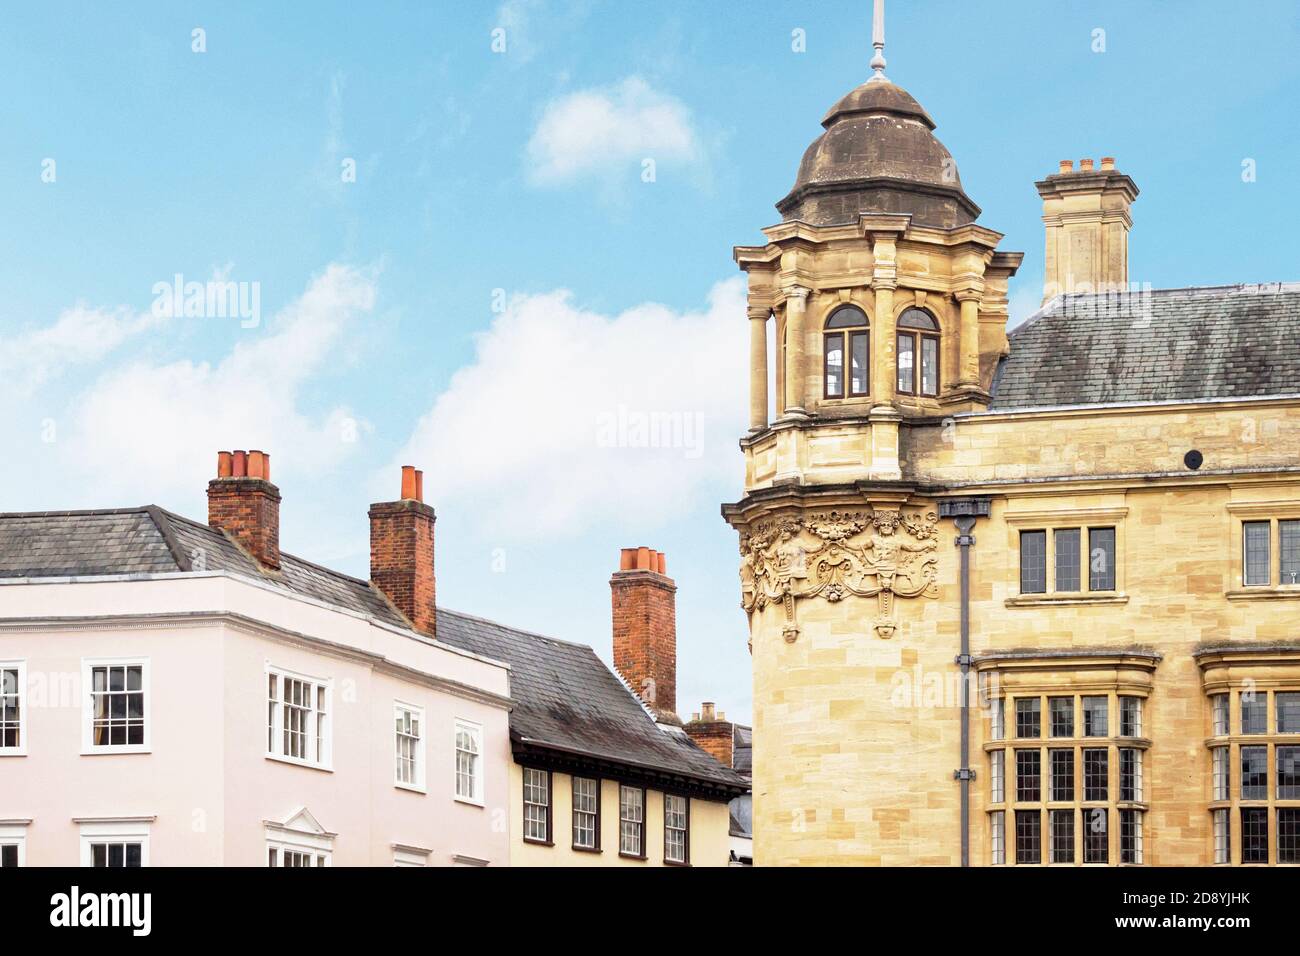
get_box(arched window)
[823,305,869,399]
[897,307,940,397]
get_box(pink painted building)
[0,452,512,867]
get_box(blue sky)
[2,1,1298,723]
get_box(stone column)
[748,305,770,431]
[782,286,810,417]
[955,289,982,388]
[870,236,898,408]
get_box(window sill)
[522,837,554,847]
[454,795,485,809]
[1005,593,1128,608]
[265,753,333,773]
[81,746,151,756]
[394,782,427,795]
[618,852,648,862]
[572,845,602,854]
[1227,587,1300,601]
[0,750,27,758]
[664,859,691,868]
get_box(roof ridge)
[1054,281,1300,301]
[144,506,192,572]
[0,506,154,519]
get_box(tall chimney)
[208,449,281,569]
[1036,157,1139,302]
[611,547,678,724]
[685,700,735,768]
[369,465,436,636]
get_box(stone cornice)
[0,568,508,672]
[974,649,1162,668]
[0,610,514,710]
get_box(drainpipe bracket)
[953,769,977,781]
[954,534,976,547]
[954,653,974,667]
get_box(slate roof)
[990,283,1300,410]
[434,609,748,794]
[0,506,744,795]
[0,507,409,627]
[733,724,753,777]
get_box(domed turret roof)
[777,77,980,229]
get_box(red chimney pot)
[611,546,678,723]
[371,466,437,636]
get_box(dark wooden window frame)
[571,774,602,853]
[822,306,870,400]
[617,783,648,860]
[663,793,691,866]
[522,767,553,847]
[895,308,940,398]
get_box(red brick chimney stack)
[208,449,281,569]
[685,701,736,768]
[611,546,678,723]
[370,465,437,637]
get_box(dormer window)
[823,305,869,399]
[896,307,939,397]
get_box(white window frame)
[572,776,600,850]
[264,808,334,867]
[522,767,551,844]
[618,784,645,858]
[0,661,26,757]
[394,701,426,793]
[392,843,431,867]
[990,811,1006,865]
[454,718,484,806]
[78,817,152,867]
[81,658,150,755]
[663,793,689,864]
[265,664,333,771]
[0,821,30,867]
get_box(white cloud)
[393,278,748,538]
[525,76,702,185]
[60,263,377,499]
[0,304,164,396]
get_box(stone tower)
[724,23,1021,863]
[725,8,1300,870]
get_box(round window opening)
[1184,450,1204,470]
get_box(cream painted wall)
[507,763,731,867]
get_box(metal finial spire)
[869,0,889,83]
